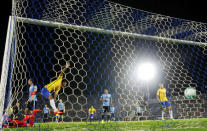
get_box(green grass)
[3,118,207,131]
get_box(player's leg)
[55,114,59,123]
[137,113,140,121]
[162,108,166,120]
[106,106,110,121]
[61,114,64,122]
[111,113,115,121]
[167,101,173,119]
[41,87,58,113]
[59,111,64,122]
[43,114,46,122]
[160,101,167,120]
[101,107,106,123]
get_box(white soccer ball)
[184,87,196,99]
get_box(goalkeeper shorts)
[41,88,51,99]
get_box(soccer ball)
[184,87,196,99]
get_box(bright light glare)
[136,62,156,81]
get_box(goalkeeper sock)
[50,99,57,112]
[162,111,165,119]
[169,110,173,119]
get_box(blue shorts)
[160,101,171,108]
[41,87,51,99]
[88,114,94,118]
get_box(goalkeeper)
[41,61,70,115]
[157,82,173,120]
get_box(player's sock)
[102,115,104,120]
[107,115,110,121]
[169,110,173,119]
[50,99,57,112]
[162,111,165,119]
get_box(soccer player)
[157,82,173,120]
[88,106,96,121]
[100,89,112,123]
[43,104,49,122]
[136,103,141,121]
[3,109,40,128]
[57,99,65,122]
[110,104,115,121]
[25,79,38,113]
[41,61,70,115]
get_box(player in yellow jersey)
[41,61,70,115]
[157,82,173,120]
[88,106,96,121]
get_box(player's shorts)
[59,110,64,115]
[88,114,94,118]
[111,113,115,118]
[44,113,48,119]
[160,101,171,108]
[103,106,110,113]
[136,112,141,116]
[27,101,37,110]
[41,87,51,99]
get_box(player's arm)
[59,61,70,76]
[28,86,38,102]
[54,86,61,100]
[156,90,160,102]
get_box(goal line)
[15,16,207,46]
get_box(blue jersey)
[58,103,65,111]
[101,93,111,106]
[29,85,37,101]
[136,106,141,113]
[110,107,115,113]
[44,107,49,114]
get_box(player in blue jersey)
[110,104,115,121]
[136,103,141,121]
[25,79,38,113]
[57,99,65,122]
[43,104,49,122]
[100,89,112,123]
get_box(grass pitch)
[2,118,207,131]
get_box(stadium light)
[136,62,157,81]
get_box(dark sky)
[0,0,206,79]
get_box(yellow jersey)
[88,107,96,115]
[157,88,168,102]
[45,75,63,94]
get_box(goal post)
[0,16,16,127]
[16,16,207,46]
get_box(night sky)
[0,0,206,79]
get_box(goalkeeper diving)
[41,61,70,115]
[157,82,173,120]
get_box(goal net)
[1,0,207,130]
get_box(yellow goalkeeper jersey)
[88,107,96,114]
[45,75,63,94]
[157,88,168,102]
